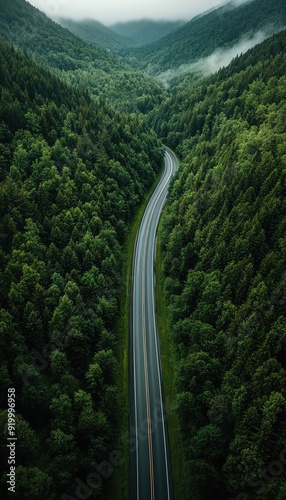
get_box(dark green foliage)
[159,29,286,498]
[0,38,162,498]
[126,0,286,74]
[0,0,165,113]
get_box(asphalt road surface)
[130,147,179,500]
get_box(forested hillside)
[158,29,286,498]
[57,18,138,52]
[0,38,162,499]
[126,0,286,75]
[0,0,164,113]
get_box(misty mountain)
[56,17,139,51]
[0,0,164,113]
[110,19,185,46]
[126,0,286,75]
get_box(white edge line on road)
[132,228,140,500]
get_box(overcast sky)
[27,0,236,25]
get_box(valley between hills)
[1,0,286,499]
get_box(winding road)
[130,147,178,500]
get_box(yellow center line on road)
[142,263,155,500]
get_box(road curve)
[130,147,178,500]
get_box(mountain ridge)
[110,19,185,46]
[125,0,286,75]
[56,17,139,51]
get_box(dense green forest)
[0,0,164,113]
[0,37,162,499]
[158,29,286,499]
[125,0,286,75]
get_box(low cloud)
[198,28,275,75]
[231,0,255,6]
[158,24,285,86]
